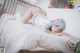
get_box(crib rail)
[4,0,40,15]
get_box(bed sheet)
[0,14,73,53]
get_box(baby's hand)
[54,32,64,36]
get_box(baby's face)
[51,26,62,33]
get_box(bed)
[0,0,80,53]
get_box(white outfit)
[30,14,52,29]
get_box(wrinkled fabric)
[0,14,73,53]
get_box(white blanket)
[0,14,73,53]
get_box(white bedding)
[0,14,73,53]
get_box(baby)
[21,7,79,50]
[50,19,66,35]
[21,7,65,35]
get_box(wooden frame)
[18,50,63,53]
[4,0,40,15]
[0,0,6,16]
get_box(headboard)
[4,0,40,15]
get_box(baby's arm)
[39,26,55,35]
[40,26,63,36]
[44,29,55,34]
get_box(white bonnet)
[51,19,66,30]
